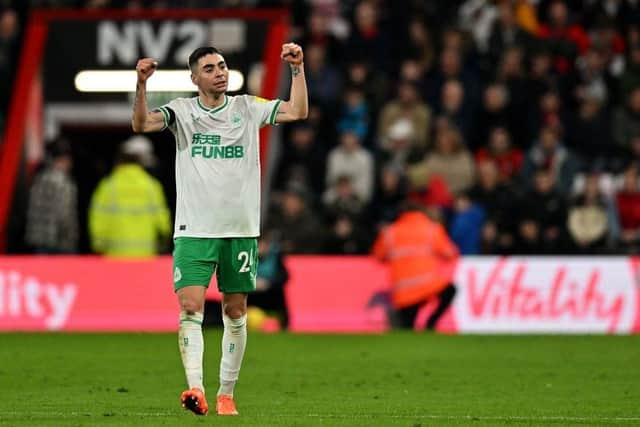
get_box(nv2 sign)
[97,20,246,66]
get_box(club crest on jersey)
[231,112,243,127]
[190,113,203,123]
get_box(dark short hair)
[188,46,221,71]
[47,137,71,159]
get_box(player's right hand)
[136,58,158,83]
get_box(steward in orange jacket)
[372,205,459,330]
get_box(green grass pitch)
[0,332,638,426]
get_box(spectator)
[525,49,558,107]
[372,201,459,331]
[613,87,640,153]
[468,160,517,253]
[521,125,580,194]
[24,138,78,254]
[337,84,369,142]
[573,47,612,106]
[528,90,568,146]
[436,79,474,142]
[297,10,343,64]
[408,126,476,196]
[345,58,388,117]
[88,136,171,257]
[323,175,365,222]
[0,8,19,112]
[625,135,640,171]
[514,0,539,33]
[346,0,390,72]
[615,166,640,253]
[513,216,545,254]
[377,119,423,171]
[475,127,523,182]
[370,164,407,229]
[618,42,640,102]
[583,0,631,30]
[275,123,326,194]
[517,168,568,253]
[459,0,497,54]
[487,0,535,64]
[567,172,620,253]
[427,48,480,123]
[567,94,613,170]
[303,43,342,111]
[449,193,486,255]
[585,17,626,78]
[398,58,426,85]
[251,230,290,329]
[377,79,432,152]
[324,213,370,255]
[473,83,512,149]
[401,18,435,73]
[305,102,334,148]
[325,130,374,203]
[537,0,590,74]
[496,47,530,144]
[266,183,324,254]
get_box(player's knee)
[181,299,204,313]
[223,304,246,319]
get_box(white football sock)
[178,311,204,392]
[218,313,247,396]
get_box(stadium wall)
[0,256,638,334]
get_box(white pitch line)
[1,411,639,423]
[0,411,174,417]
[304,414,640,422]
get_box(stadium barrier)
[0,256,638,333]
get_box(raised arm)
[275,43,308,123]
[131,58,166,133]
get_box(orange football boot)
[180,387,209,415]
[216,395,239,415]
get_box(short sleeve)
[153,99,178,132]
[246,95,281,127]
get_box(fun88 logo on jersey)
[191,133,244,159]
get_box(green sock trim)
[180,319,203,325]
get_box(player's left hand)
[281,43,303,65]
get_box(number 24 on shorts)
[237,250,253,273]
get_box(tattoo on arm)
[134,83,142,112]
[291,65,300,77]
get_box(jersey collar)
[196,95,228,115]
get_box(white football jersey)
[157,95,281,238]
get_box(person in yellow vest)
[89,136,171,257]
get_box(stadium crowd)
[3,0,640,255]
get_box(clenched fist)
[136,58,158,84]
[280,43,303,65]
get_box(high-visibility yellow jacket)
[89,164,171,257]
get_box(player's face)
[192,53,229,94]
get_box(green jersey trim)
[197,95,229,115]
[269,100,282,125]
[158,106,169,130]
